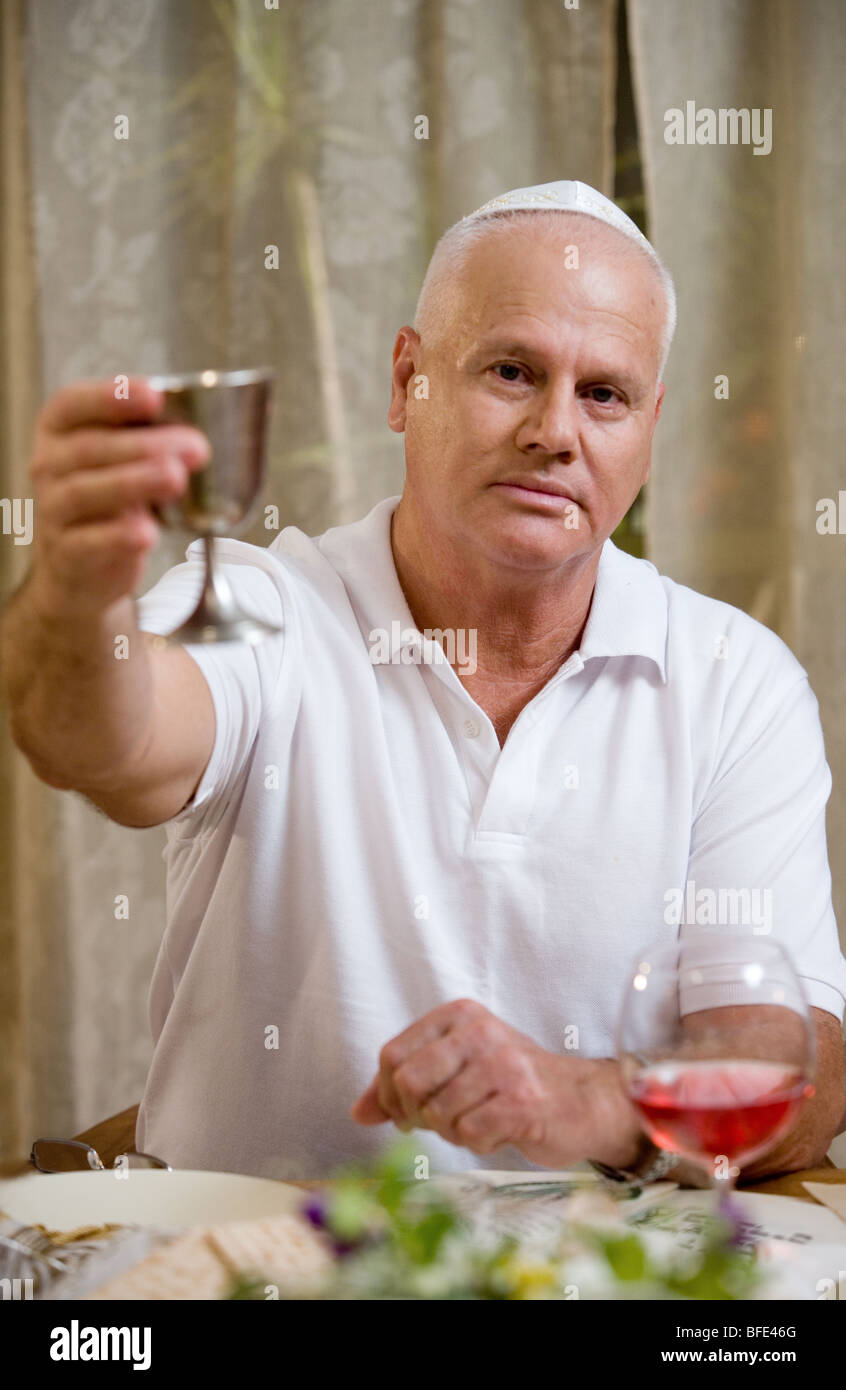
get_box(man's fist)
[351,998,640,1168]
[28,376,210,617]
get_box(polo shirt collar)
[317,494,668,682]
[577,532,668,682]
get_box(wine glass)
[616,931,815,1211]
[146,367,280,645]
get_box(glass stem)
[202,533,216,601]
[712,1173,737,1210]
[709,1168,747,1249]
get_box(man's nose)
[517,384,579,458]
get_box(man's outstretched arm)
[0,376,215,828]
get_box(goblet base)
[163,610,281,646]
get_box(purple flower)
[330,1237,359,1258]
[302,1196,364,1257]
[302,1196,328,1230]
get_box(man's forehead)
[450,235,662,346]
[452,295,662,389]
[455,223,655,304]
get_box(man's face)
[389,216,666,574]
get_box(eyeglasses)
[30,1138,171,1173]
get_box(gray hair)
[413,208,677,383]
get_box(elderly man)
[3,181,846,1182]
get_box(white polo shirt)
[134,495,846,1179]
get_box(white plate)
[0,1169,306,1231]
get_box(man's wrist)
[582,1060,688,1184]
[581,1058,646,1169]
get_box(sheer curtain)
[628,0,846,1159]
[0,0,616,1164]
[629,0,846,944]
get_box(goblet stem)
[198,532,230,626]
[163,534,282,646]
[202,531,221,611]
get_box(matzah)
[85,1213,333,1300]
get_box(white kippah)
[461,179,655,259]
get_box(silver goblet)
[146,367,279,645]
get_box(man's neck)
[390,499,602,742]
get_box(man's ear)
[640,384,666,488]
[387,327,421,434]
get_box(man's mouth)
[491,477,579,509]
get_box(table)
[74,1103,845,1199]
[0,1102,843,1199]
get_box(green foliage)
[593,1230,648,1282]
[225,1142,761,1301]
[585,1213,759,1302]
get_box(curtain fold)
[0,0,59,1167]
[1,0,615,1162]
[628,0,846,952]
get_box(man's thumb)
[350,1077,390,1125]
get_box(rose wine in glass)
[617,931,815,1207]
[628,1059,808,1170]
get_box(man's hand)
[28,375,209,618]
[350,998,642,1168]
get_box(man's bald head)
[413,208,676,383]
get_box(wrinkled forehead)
[450,215,664,344]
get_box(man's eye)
[585,386,618,404]
[492,363,529,383]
